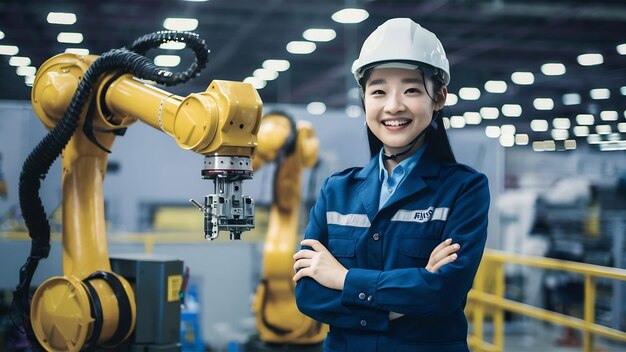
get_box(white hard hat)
[352,18,450,85]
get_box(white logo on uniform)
[412,207,434,223]
[391,207,449,223]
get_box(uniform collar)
[356,142,443,220]
[357,142,440,180]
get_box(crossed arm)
[293,237,460,290]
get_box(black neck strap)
[382,118,438,160]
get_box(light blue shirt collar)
[378,143,426,210]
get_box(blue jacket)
[295,146,490,352]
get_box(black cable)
[12,30,209,348]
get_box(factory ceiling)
[0,0,625,150]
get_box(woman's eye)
[370,89,385,95]
[405,88,420,94]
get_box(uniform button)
[367,295,373,302]
[358,292,366,299]
[360,319,367,327]
[372,233,380,241]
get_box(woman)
[293,18,490,351]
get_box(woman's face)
[364,68,446,156]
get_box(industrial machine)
[249,112,327,350]
[13,31,262,351]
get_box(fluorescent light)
[576,114,594,125]
[511,72,534,85]
[244,77,266,89]
[622,86,626,95]
[307,102,326,115]
[587,134,601,144]
[331,8,369,23]
[65,48,89,55]
[485,126,500,138]
[458,87,480,100]
[573,126,589,137]
[577,53,603,66]
[533,98,554,110]
[501,104,522,117]
[541,63,566,76]
[25,75,35,86]
[464,112,481,125]
[562,93,580,105]
[47,12,77,25]
[530,119,548,132]
[515,134,529,145]
[445,93,458,106]
[160,42,186,50]
[154,55,180,67]
[163,18,198,31]
[552,118,571,129]
[564,140,577,150]
[617,123,626,133]
[618,44,626,55]
[600,111,618,121]
[263,59,290,72]
[253,68,278,81]
[57,32,83,44]
[532,140,556,152]
[0,45,19,55]
[499,135,514,147]
[450,115,466,128]
[286,41,316,54]
[0,31,4,40]
[596,125,612,135]
[484,80,507,93]
[600,142,626,151]
[16,66,36,76]
[551,129,569,140]
[8,56,31,66]
[346,105,363,118]
[480,107,499,120]
[590,88,610,100]
[303,28,336,42]
[501,124,516,135]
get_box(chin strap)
[382,117,438,160]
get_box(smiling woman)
[293,18,490,352]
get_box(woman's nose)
[384,93,406,114]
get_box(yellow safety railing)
[467,249,626,352]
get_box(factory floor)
[485,320,626,352]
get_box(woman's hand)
[426,238,460,273]
[293,239,348,290]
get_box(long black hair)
[362,65,456,163]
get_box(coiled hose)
[12,30,210,346]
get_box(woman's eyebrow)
[367,79,385,86]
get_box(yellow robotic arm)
[16,32,262,351]
[250,112,327,347]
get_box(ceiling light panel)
[286,41,316,54]
[303,28,336,42]
[263,59,290,72]
[47,12,77,25]
[484,80,507,93]
[57,32,83,44]
[163,18,198,31]
[577,53,603,66]
[511,72,534,85]
[331,8,369,23]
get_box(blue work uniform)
[295,143,490,352]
